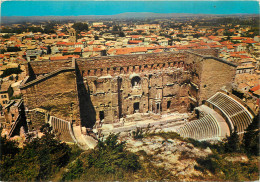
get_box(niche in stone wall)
[99,111,104,121]
[130,75,141,88]
[94,80,104,92]
[133,102,140,113]
[167,100,171,109]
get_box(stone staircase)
[8,114,21,138]
[72,125,97,150]
[49,116,97,150]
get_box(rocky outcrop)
[123,135,212,180]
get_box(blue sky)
[1,1,259,16]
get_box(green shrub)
[0,128,19,159]
[132,127,144,139]
[186,138,211,149]
[0,125,71,181]
[62,133,141,181]
[147,131,182,140]
[195,152,259,181]
[224,126,241,153]
[243,113,260,156]
[87,133,140,173]
[62,159,84,181]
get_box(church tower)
[68,28,77,42]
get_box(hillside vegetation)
[0,114,259,181]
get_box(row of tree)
[1,23,56,34]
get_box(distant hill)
[1,12,258,24]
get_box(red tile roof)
[242,39,257,44]
[74,47,81,53]
[129,35,143,39]
[50,55,80,61]
[250,85,260,92]
[153,49,163,53]
[128,40,142,44]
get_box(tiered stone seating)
[49,116,77,143]
[177,114,220,140]
[206,92,253,133]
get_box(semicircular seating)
[49,116,77,143]
[177,91,254,141]
[177,113,221,140]
[206,92,253,133]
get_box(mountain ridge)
[1,12,258,24]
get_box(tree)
[2,34,11,39]
[0,128,19,159]
[224,126,241,153]
[119,31,125,37]
[0,124,71,181]
[112,25,121,32]
[7,86,14,98]
[87,133,140,173]
[9,75,14,80]
[243,113,259,156]
[94,35,99,40]
[0,49,6,54]
[62,159,84,181]
[6,47,21,52]
[62,133,140,181]
[47,46,51,54]
[43,22,56,34]
[72,22,89,32]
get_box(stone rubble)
[123,135,213,180]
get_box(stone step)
[72,125,90,150]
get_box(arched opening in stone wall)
[195,109,199,119]
[190,103,195,112]
[167,101,171,109]
[131,76,141,88]
[133,102,140,113]
[99,111,104,121]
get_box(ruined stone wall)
[185,52,203,104]
[185,51,236,105]
[25,53,187,77]
[198,58,236,104]
[84,67,191,124]
[21,50,237,127]
[21,71,80,129]
[29,111,46,130]
[75,52,191,124]
[76,52,187,77]
[189,49,219,57]
[25,60,73,76]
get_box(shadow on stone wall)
[27,63,36,82]
[9,102,28,137]
[75,63,96,128]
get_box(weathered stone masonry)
[20,50,236,131]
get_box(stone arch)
[129,73,141,88]
[131,76,141,87]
